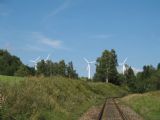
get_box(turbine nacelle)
[83,58,96,64]
[119,57,128,66]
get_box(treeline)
[127,65,160,93]
[36,60,78,78]
[0,49,78,79]
[0,49,160,93]
[93,49,160,93]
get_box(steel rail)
[113,98,128,120]
[98,99,107,120]
[98,98,128,120]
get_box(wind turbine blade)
[83,57,89,63]
[123,57,128,64]
[35,56,40,62]
[45,54,50,61]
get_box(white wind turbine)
[45,54,50,63]
[83,58,96,79]
[119,58,128,74]
[29,56,41,70]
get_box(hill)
[121,91,160,120]
[0,76,127,120]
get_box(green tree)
[142,65,155,79]
[58,60,66,77]
[124,67,135,83]
[37,60,47,76]
[94,49,119,84]
[26,66,36,76]
[15,65,30,77]
[133,65,156,93]
[45,60,54,76]
[0,49,22,76]
[124,66,136,91]
[66,61,78,79]
[33,58,79,78]
[157,63,160,70]
[52,62,59,76]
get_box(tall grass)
[0,75,25,85]
[121,91,160,120]
[0,76,127,120]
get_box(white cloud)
[49,0,70,17]
[44,0,71,19]
[32,32,65,49]
[25,44,47,52]
[41,38,62,48]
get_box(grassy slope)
[0,76,127,120]
[121,91,160,120]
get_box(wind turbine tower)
[83,58,96,79]
[29,56,41,70]
[119,58,128,74]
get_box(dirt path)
[0,93,3,109]
[102,99,124,120]
[80,99,143,120]
[102,99,143,120]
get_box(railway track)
[98,98,128,120]
[0,88,3,120]
[0,87,2,109]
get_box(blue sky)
[0,0,160,77]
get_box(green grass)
[0,75,128,120]
[121,91,160,120]
[0,75,25,85]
